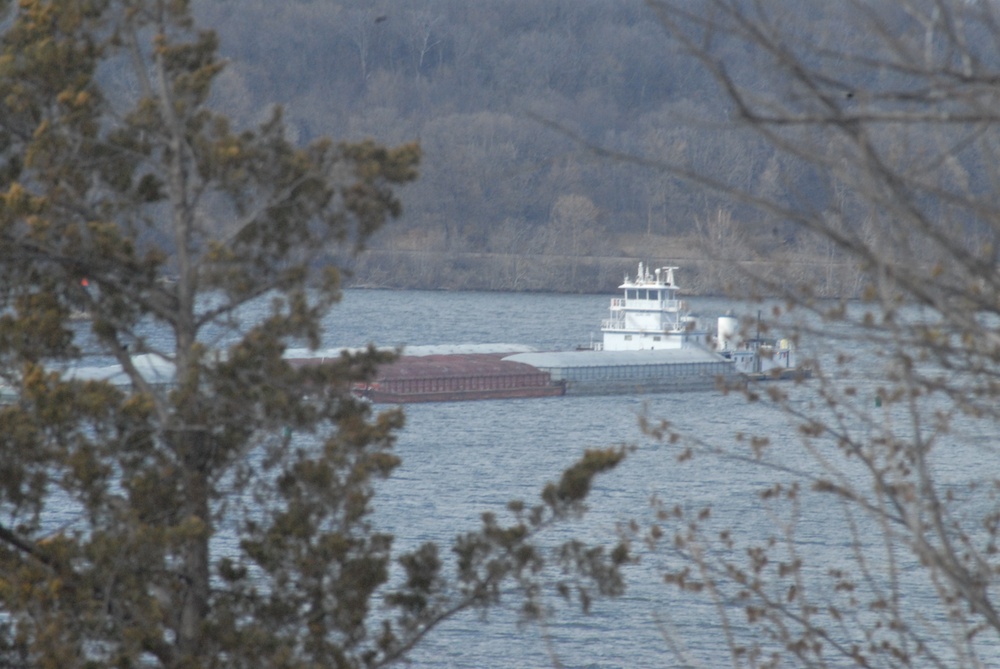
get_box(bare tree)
[487,218,535,290]
[346,7,389,84]
[403,10,443,83]
[620,0,1000,666]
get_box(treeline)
[194,0,987,295]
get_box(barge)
[46,264,805,404]
[338,263,805,403]
[350,349,565,403]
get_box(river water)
[324,289,758,667]
[311,289,998,668]
[59,288,1000,667]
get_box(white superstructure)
[597,263,708,351]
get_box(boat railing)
[612,298,682,310]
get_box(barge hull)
[342,352,565,403]
[364,383,565,403]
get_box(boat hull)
[343,352,564,404]
[362,383,565,403]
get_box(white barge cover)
[504,348,736,394]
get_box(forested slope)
[192,0,958,294]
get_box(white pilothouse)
[596,262,708,351]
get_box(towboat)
[31,264,806,404]
[348,263,806,402]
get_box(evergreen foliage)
[0,2,628,667]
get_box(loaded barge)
[349,348,565,404]
[333,264,805,403]
[45,264,804,404]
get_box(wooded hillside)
[193,0,975,294]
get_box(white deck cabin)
[596,263,708,351]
